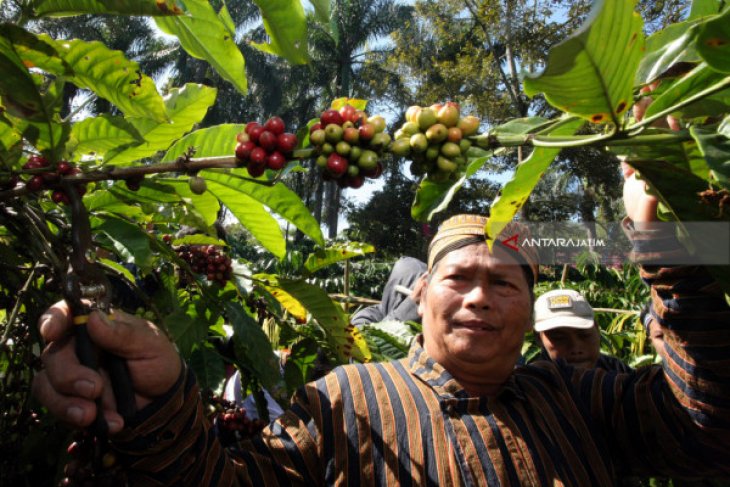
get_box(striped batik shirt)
[112,231,730,485]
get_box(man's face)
[539,325,601,369]
[418,243,533,382]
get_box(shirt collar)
[407,335,525,401]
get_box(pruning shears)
[61,180,136,438]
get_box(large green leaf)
[105,84,217,165]
[204,178,285,258]
[68,114,144,159]
[0,115,21,154]
[95,215,154,271]
[84,189,145,219]
[35,36,168,123]
[303,242,375,275]
[486,118,584,246]
[689,0,727,19]
[163,306,207,358]
[29,0,183,16]
[523,0,644,125]
[155,0,247,95]
[189,344,226,393]
[158,177,221,227]
[251,0,309,65]
[226,301,280,389]
[274,277,370,363]
[203,171,325,246]
[696,6,730,73]
[635,20,701,85]
[690,125,730,184]
[0,25,56,121]
[644,63,730,119]
[161,123,244,162]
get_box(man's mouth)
[453,321,499,332]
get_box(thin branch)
[0,264,39,345]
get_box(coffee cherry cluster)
[206,394,267,446]
[21,155,87,203]
[59,431,126,487]
[393,102,480,182]
[309,104,390,188]
[235,116,298,177]
[174,243,233,285]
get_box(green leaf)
[161,123,245,162]
[37,36,168,123]
[96,215,154,271]
[163,306,207,358]
[203,171,325,246]
[303,242,375,275]
[635,20,701,84]
[105,84,217,165]
[486,118,584,245]
[84,189,145,218]
[696,7,730,73]
[158,177,221,226]
[644,63,730,119]
[523,0,644,125]
[155,0,247,94]
[689,0,726,19]
[490,117,551,136]
[411,151,496,222]
[283,338,319,391]
[226,301,280,389]
[0,115,21,154]
[204,177,285,258]
[256,273,308,321]
[189,344,226,393]
[690,125,730,183]
[29,0,183,17]
[275,277,371,363]
[98,258,137,285]
[309,0,330,24]
[331,97,367,111]
[68,114,144,159]
[0,26,50,121]
[250,0,309,65]
[610,129,713,182]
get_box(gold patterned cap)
[427,214,539,284]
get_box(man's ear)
[412,273,428,317]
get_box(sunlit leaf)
[29,0,182,17]
[37,36,168,123]
[203,171,325,246]
[95,215,153,271]
[156,0,247,94]
[330,97,367,111]
[523,0,644,125]
[161,123,245,162]
[158,177,221,227]
[635,20,701,85]
[68,114,144,159]
[689,0,727,20]
[105,84,216,165]
[309,0,330,24]
[255,273,307,321]
[644,63,730,119]
[0,26,51,121]
[275,277,371,363]
[486,118,584,246]
[303,242,375,275]
[250,0,309,65]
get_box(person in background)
[533,289,632,373]
[349,256,426,327]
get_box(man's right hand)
[32,301,182,434]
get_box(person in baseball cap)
[534,289,631,372]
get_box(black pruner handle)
[104,351,137,420]
[73,318,109,438]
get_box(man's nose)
[463,282,492,309]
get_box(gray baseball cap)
[534,289,594,332]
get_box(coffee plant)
[1,0,729,483]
